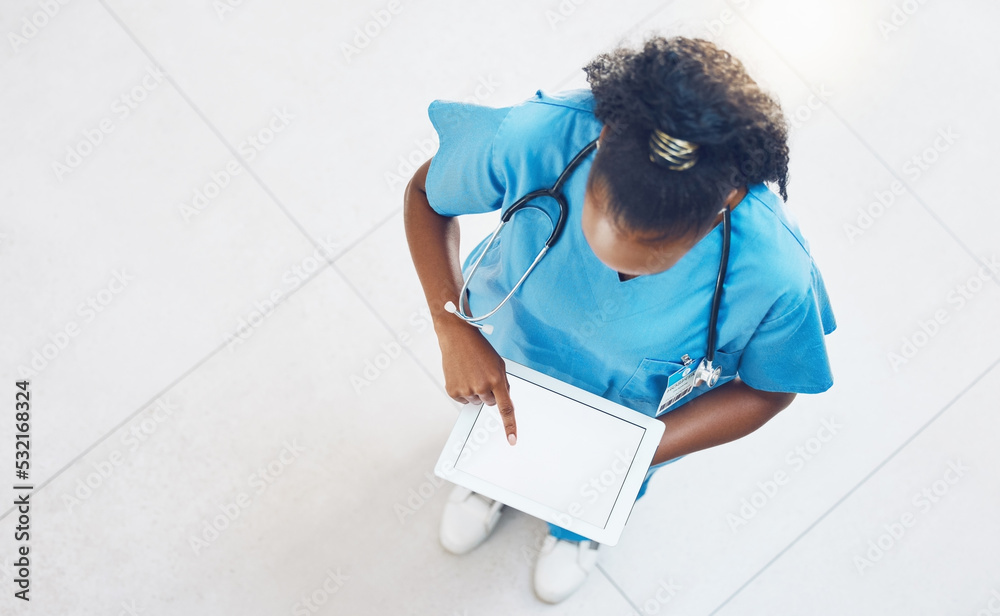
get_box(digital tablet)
[434,358,665,546]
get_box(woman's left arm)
[650,378,796,466]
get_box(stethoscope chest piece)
[692,358,722,388]
[443,135,734,397]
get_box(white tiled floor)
[1,1,997,614]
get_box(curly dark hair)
[584,35,790,240]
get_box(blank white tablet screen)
[454,373,647,528]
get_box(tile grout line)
[1,5,441,521]
[596,562,646,614]
[548,0,679,93]
[331,261,450,393]
[706,353,1000,614]
[94,0,339,260]
[0,227,449,523]
[726,0,996,278]
[567,3,687,608]
[701,4,1000,610]
[94,0,446,390]
[330,206,402,262]
[41,4,987,608]
[93,0,413,306]
[102,0,451,406]
[0,260,333,522]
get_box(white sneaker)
[439,485,504,555]
[533,535,600,603]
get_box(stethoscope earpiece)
[443,300,493,334]
[443,138,599,336]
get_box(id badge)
[657,356,699,415]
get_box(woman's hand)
[402,157,516,445]
[436,320,517,446]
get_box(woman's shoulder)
[496,88,600,142]
[491,89,602,180]
[745,185,814,253]
[740,184,825,302]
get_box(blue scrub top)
[424,88,837,418]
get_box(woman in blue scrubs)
[403,35,835,603]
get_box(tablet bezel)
[434,357,665,546]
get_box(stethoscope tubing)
[445,135,733,388]
[705,206,731,365]
[448,138,599,326]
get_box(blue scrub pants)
[547,455,685,542]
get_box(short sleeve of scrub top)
[423,88,837,417]
[424,100,512,216]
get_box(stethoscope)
[444,137,732,388]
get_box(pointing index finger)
[493,376,516,446]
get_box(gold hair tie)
[648,128,699,171]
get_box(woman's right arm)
[403,158,518,445]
